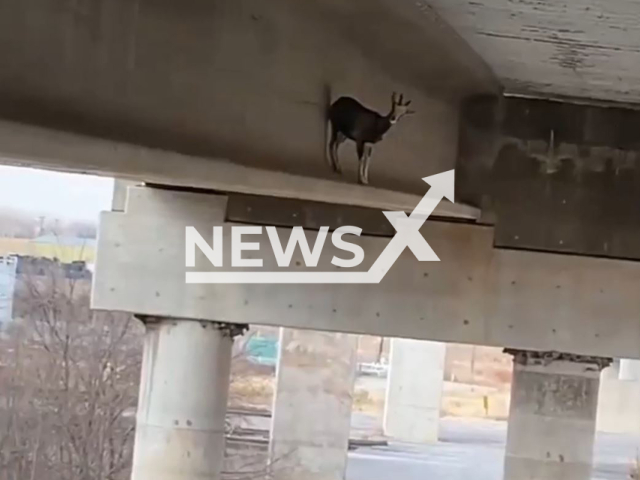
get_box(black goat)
[327,93,414,185]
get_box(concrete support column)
[0,255,17,326]
[131,318,247,480]
[383,338,445,444]
[597,359,640,434]
[619,359,640,381]
[504,350,611,480]
[269,328,358,480]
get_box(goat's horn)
[399,93,404,103]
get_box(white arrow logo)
[186,170,454,284]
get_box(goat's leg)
[328,125,344,174]
[362,145,373,185]
[327,123,337,170]
[356,141,368,185]
[333,132,346,174]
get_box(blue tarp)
[246,337,278,366]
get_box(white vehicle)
[357,362,389,377]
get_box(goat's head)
[389,92,415,124]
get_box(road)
[347,417,639,480]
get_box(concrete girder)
[93,185,640,359]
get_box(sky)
[0,164,114,222]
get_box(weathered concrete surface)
[131,319,241,480]
[383,339,445,444]
[504,351,610,480]
[269,328,357,480]
[93,186,640,359]
[0,0,498,195]
[427,0,640,104]
[458,96,640,260]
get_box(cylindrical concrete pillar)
[131,318,246,480]
[269,328,357,480]
[383,338,445,444]
[619,359,640,381]
[504,350,611,480]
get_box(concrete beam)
[0,120,478,220]
[92,186,640,359]
[0,0,499,195]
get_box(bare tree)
[0,260,281,480]
[0,262,142,480]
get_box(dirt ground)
[442,343,512,419]
[229,336,514,421]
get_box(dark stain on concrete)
[458,96,640,260]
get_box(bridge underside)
[2,2,640,480]
[428,0,640,104]
[0,0,638,348]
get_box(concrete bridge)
[1,0,640,479]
